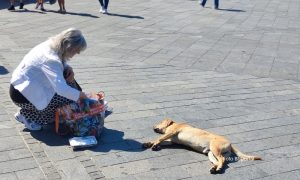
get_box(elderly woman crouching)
[10,28,88,131]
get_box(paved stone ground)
[1,0,300,179]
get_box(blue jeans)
[201,0,219,9]
[99,0,109,9]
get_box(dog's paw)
[210,168,222,174]
[210,167,217,174]
[142,142,153,149]
[151,145,161,151]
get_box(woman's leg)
[10,79,80,125]
[200,0,207,7]
[38,80,81,123]
[19,0,24,9]
[58,0,62,11]
[8,0,15,10]
[61,0,66,12]
[214,0,219,9]
[58,0,65,12]
[35,0,39,9]
[34,80,81,124]
[14,94,73,125]
[104,0,109,9]
[40,0,45,11]
[58,0,66,12]
[99,0,104,7]
[40,94,74,124]
[15,102,45,124]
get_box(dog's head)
[153,119,174,134]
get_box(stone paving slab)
[1,0,300,179]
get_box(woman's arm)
[41,60,82,101]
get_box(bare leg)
[35,0,39,9]
[40,0,45,11]
[8,0,15,10]
[61,0,66,13]
[58,0,62,12]
[58,0,65,12]
[19,0,24,9]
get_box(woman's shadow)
[30,125,144,153]
[89,127,145,153]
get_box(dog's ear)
[166,119,174,127]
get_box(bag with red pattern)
[55,92,106,138]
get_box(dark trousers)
[99,0,109,9]
[201,0,219,9]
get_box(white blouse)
[11,40,80,110]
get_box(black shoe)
[19,3,24,9]
[8,5,15,11]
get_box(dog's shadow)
[153,143,239,174]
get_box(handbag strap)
[55,111,70,136]
[55,111,59,134]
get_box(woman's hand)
[79,91,88,100]
[64,66,75,83]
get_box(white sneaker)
[103,9,108,14]
[14,112,42,131]
[99,6,105,13]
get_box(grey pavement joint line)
[0,86,48,178]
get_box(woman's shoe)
[14,112,42,131]
[99,6,105,13]
[19,3,24,9]
[8,5,15,11]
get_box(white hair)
[49,28,87,62]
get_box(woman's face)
[67,48,81,59]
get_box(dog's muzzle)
[154,128,161,133]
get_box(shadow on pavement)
[29,126,145,153]
[6,8,100,17]
[88,127,145,153]
[29,124,70,146]
[107,13,144,19]
[0,66,9,75]
[217,8,246,12]
[0,0,37,10]
[47,9,100,18]
[7,8,47,14]
[151,143,240,174]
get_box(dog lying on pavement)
[143,119,262,174]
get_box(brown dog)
[143,119,262,174]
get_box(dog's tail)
[231,145,262,161]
